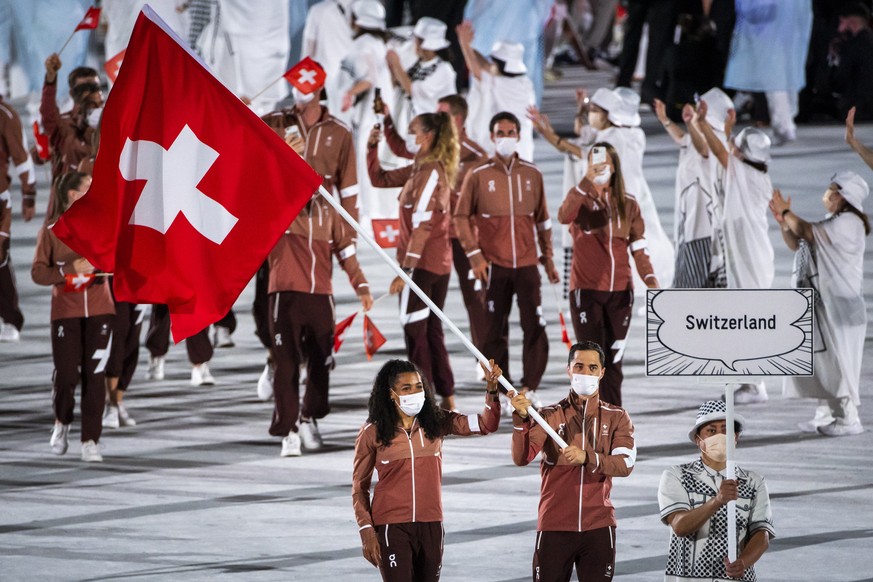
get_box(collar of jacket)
[685,458,750,483]
[492,152,518,173]
[560,391,601,420]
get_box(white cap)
[613,87,641,127]
[700,87,733,130]
[590,87,622,126]
[414,17,450,51]
[831,170,870,211]
[733,127,771,164]
[688,400,746,443]
[351,0,386,31]
[490,41,527,74]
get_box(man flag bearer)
[51,6,322,342]
[510,341,636,582]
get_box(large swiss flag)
[53,7,322,342]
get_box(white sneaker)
[212,326,234,348]
[280,431,302,457]
[81,440,103,462]
[103,405,120,429]
[298,419,324,450]
[117,402,137,427]
[818,420,864,437]
[191,362,215,386]
[734,383,768,404]
[50,423,70,455]
[146,355,165,380]
[257,362,275,401]
[798,405,834,433]
[0,323,20,342]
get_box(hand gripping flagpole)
[317,184,568,449]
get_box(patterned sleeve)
[658,466,691,524]
[747,472,776,539]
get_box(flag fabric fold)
[559,311,572,350]
[371,218,401,249]
[52,6,322,342]
[32,122,50,161]
[333,312,358,353]
[75,7,101,31]
[363,315,386,360]
[104,49,125,83]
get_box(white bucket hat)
[351,0,386,31]
[688,400,746,443]
[831,170,870,211]
[490,41,527,74]
[700,87,733,131]
[733,127,771,164]
[613,87,641,127]
[589,87,623,126]
[414,17,450,51]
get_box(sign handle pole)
[317,184,568,449]
[725,382,738,563]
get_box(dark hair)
[568,341,606,367]
[71,82,101,106]
[840,2,871,20]
[489,111,521,134]
[68,66,99,88]
[437,94,469,122]
[696,421,743,439]
[52,171,88,221]
[492,58,524,78]
[591,141,628,223]
[353,24,388,42]
[416,111,459,188]
[367,360,447,447]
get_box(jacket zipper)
[606,191,615,291]
[406,423,416,522]
[506,162,517,269]
[83,288,89,318]
[307,209,316,294]
[579,400,586,532]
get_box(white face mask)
[588,110,607,130]
[700,433,727,463]
[494,137,518,158]
[293,88,316,105]
[405,133,421,154]
[593,166,612,185]
[393,390,425,416]
[86,107,103,128]
[570,373,599,396]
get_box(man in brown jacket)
[454,111,559,401]
[511,341,636,582]
[0,97,37,342]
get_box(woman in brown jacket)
[32,171,114,462]
[352,358,501,581]
[367,112,460,410]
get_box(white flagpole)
[725,382,738,563]
[317,185,568,449]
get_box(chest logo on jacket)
[488,180,496,192]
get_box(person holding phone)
[352,358,502,580]
[557,142,658,407]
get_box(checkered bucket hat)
[688,400,746,443]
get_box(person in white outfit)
[387,17,457,118]
[339,0,397,221]
[457,20,536,161]
[696,100,775,405]
[771,172,869,437]
[301,0,355,125]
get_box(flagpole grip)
[317,185,569,449]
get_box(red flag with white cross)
[33,122,50,161]
[363,315,386,361]
[75,7,101,31]
[371,218,401,249]
[333,312,357,353]
[104,49,125,83]
[51,7,322,342]
[283,57,326,96]
[64,273,95,293]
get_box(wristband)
[781,209,790,218]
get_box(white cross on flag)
[75,6,101,31]
[52,7,322,342]
[282,57,326,96]
[371,218,401,249]
[64,273,95,293]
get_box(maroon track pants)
[376,521,444,582]
[533,527,617,582]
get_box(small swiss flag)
[33,122,50,161]
[333,312,357,353]
[75,7,101,31]
[558,311,573,350]
[363,315,386,361]
[64,273,96,292]
[372,218,401,249]
[105,49,125,83]
[283,57,326,95]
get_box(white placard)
[646,289,814,376]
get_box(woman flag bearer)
[32,172,114,463]
[367,111,459,410]
[770,172,869,437]
[352,359,502,581]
